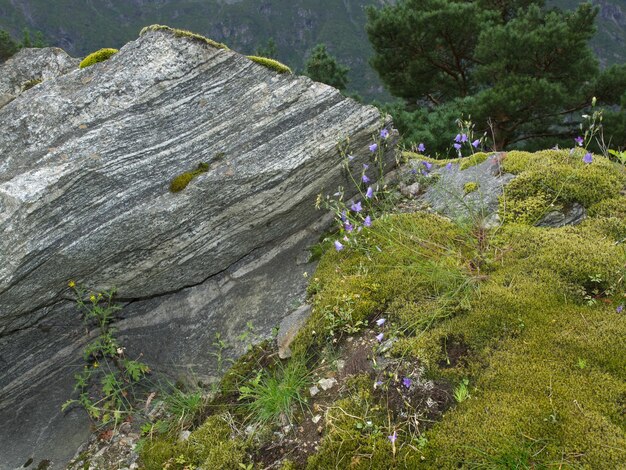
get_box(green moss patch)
[140,24,228,50]
[79,48,119,69]
[294,150,626,467]
[247,56,292,74]
[459,152,489,170]
[139,414,249,470]
[21,78,42,92]
[463,181,479,194]
[170,162,209,193]
[500,149,626,224]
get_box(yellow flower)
[68,280,76,288]
[90,294,96,302]
[93,362,99,368]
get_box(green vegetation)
[21,78,42,92]
[459,152,488,170]
[139,145,626,468]
[0,27,45,61]
[237,358,311,425]
[79,48,118,69]
[139,414,249,470]
[303,44,349,91]
[62,283,150,425]
[367,0,626,153]
[140,24,228,49]
[0,28,19,61]
[170,162,210,193]
[463,182,479,194]
[247,55,292,74]
[298,151,626,467]
[500,149,626,224]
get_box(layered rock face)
[0,30,394,469]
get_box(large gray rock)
[0,29,394,469]
[0,47,79,109]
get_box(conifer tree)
[367,0,626,152]
[304,44,350,91]
[0,29,19,62]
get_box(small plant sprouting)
[62,281,150,425]
[577,358,587,370]
[453,378,470,403]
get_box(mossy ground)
[139,150,626,468]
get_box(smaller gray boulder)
[0,47,79,108]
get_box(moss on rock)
[139,415,249,470]
[459,152,489,170]
[500,149,626,224]
[170,162,209,193]
[140,24,228,49]
[463,181,479,194]
[247,56,292,74]
[79,48,118,69]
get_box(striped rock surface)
[0,29,394,468]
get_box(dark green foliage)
[246,55,292,74]
[367,0,626,153]
[79,48,118,69]
[0,28,19,61]
[304,44,349,91]
[254,38,277,58]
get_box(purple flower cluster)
[332,133,388,252]
[453,133,480,155]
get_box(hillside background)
[0,0,624,100]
